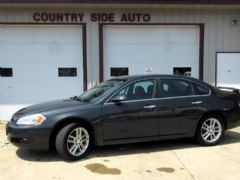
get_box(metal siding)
[0,8,240,86]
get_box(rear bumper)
[228,119,240,129]
[6,122,51,150]
[227,112,240,130]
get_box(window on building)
[173,67,191,76]
[110,67,129,77]
[58,68,77,77]
[0,68,13,77]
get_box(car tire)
[55,123,92,161]
[196,115,225,146]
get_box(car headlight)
[16,114,46,125]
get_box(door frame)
[99,23,204,82]
[1,22,88,91]
[215,51,240,87]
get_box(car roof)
[111,74,176,79]
[109,74,193,81]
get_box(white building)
[1,0,240,120]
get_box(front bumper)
[6,122,51,150]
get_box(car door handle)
[144,105,157,110]
[192,101,202,105]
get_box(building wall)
[1,7,240,86]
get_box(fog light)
[21,138,30,143]
[23,138,28,142]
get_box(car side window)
[193,84,210,95]
[117,79,155,100]
[160,79,194,98]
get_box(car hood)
[15,99,85,116]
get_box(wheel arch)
[49,117,94,150]
[196,111,227,134]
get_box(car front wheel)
[196,115,225,146]
[55,123,92,161]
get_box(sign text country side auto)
[33,13,84,22]
[33,13,151,22]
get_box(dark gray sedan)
[6,75,240,161]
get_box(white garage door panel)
[1,82,82,104]
[104,62,199,78]
[104,25,199,80]
[1,26,81,43]
[0,25,83,120]
[105,26,198,43]
[1,44,82,63]
[0,63,82,81]
[105,44,198,62]
[217,53,240,89]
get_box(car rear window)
[160,79,209,97]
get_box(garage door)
[103,25,200,80]
[216,53,240,89]
[0,25,84,120]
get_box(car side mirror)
[111,95,127,103]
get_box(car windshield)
[77,80,125,102]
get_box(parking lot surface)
[1,120,240,180]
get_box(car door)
[102,79,159,140]
[158,78,210,136]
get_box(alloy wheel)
[201,118,222,143]
[67,127,90,156]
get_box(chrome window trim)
[104,77,211,105]
[105,98,159,105]
[157,92,211,100]
[104,93,211,105]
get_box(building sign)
[144,67,153,74]
[120,13,151,22]
[33,13,84,22]
[33,13,151,23]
